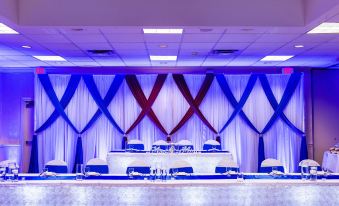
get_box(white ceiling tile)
[146,43,180,50]
[184,27,226,34]
[241,43,285,55]
[17,27,59,35]
[59,27,101,34]
[181,42,215,50]
[5,55,37,61]
[76,42,112,50]
[268,27,308,34]
[20,61,50,67]
[27,34,70,43]
[151,61,177,66]
[148,49,178,56]
[116,50,148,55]
[226,27,270,34]
[42,43,79,50]
[182,34,221,42]
[0,49,25,56]
[219,34,262,42]
[101,27,142,34]
[179,49,210,56]
[72,61,100,66]
[54,49,86,56]
[293,34,337,43]
[227,56,261,66]
[106,34,144,42]
[46,61,75,66]
[214,42,250,50]
[255,34,299,43]
[144,34,181,43]
[111,43,146,50]
[202,56,232,66]
[66,34,107,43]
[64,56,94,62]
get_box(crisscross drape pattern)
[32,73,305,173]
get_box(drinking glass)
[128,168,134,179]
[172,168,178,180]
[0,167,5,182]
[301,165,309,180]
[310,166,317,181]
[237,172,244,182]
[12,164,19,182]
[75,164,84,181]
[322,167,328,181]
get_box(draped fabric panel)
[33,73,305,173]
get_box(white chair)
[126,139,145,151]
[299,159,321,171]
[86,158,109,174]
[260,158,284,173]
[126,160,150,174]
[175,140,194,151]
[203,140,221,151]
[215,159,239,173]
[152,140,169,151]
[169,160,194,174]
[45,160,68,173]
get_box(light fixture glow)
[308,22,339,34]
[143,29,183,34]
[22,45,31,49]
[33,56,67,61]
[294,45,304,48]
[150,55,177,61]
[0,23,19,34]
[260,55,294,62]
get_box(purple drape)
[170,74,217,135]
[126,74,168,135]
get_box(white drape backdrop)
[35,74,304,172]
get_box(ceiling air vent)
[87,50,115,56]
[211,49,238,55]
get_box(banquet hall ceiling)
[1,0,339,70]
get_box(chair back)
[152,140,169,151]
[299,159,321,171]
[169,160,194,174]
[126,139,145,151]
[86,158,109,174]
[215,159,239,173]
[175,140,194,151]
[45,160,68,173]
[203,140,221,151]
[126,160,150,174]
[260,158,284,173]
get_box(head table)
[106,151,233,174]
[0,174,339,206]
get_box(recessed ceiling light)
[308,22,339,34]
[191,52,199,56]
[150,56,177,61]
[294,45,304,48]
[33,56,67,61]
[159,44,168,48]
[260,55,294,62]
[0,23,19,34]
[22,45,31,49]
[143,29,183,34]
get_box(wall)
[312,69,339,164]
[0,72,34,166]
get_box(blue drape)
[258,136,265,172]
[217,73,306,171]
[29,74,125,173]
[82,75,124,134]
[28,135,39,173]
[216,74,259,133]
[72,136,84,173]
[216,74,260,134]
[35,75,81,133]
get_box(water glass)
[0,167,6,182]
[301,166,309,180]
[237,172,244,182]
[75,164,84,181]
[172,168,178,180]
[322,167,328,181]
[310,166,317,181]
[128,168,134,179]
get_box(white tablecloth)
[1,180,339,205]
[106,152,233,174]
[323,151,339,172]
